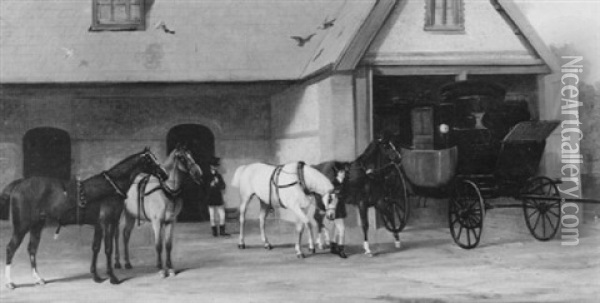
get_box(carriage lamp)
[439,124,450,134]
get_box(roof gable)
[363,0,550,68]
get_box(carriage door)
[23,127,71,180]
[167,124,215,222]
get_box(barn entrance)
[167,124,215,222]
[372,75,456,148]
[23,127,71,180]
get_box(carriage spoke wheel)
[521,176,561,241]
[380,164,410,233]
[449,180,485,249]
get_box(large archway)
[167,124,215,222]
[23,127,71,180]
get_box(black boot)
[337,245,348,259]
[330,242,338,255]
[211,226,218,237]
[219,225,230,237]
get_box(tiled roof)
[0,0,376,83]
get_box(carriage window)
[424,0,464,31]
[91,0,145,31]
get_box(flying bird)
[319,18,336,30]
[155,21,175,34]
[290,33,316,47]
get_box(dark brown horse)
[337,138,404,256]
[1,148,168,289]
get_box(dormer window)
[91,0,145,31]
[425,0,464,31]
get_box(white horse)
[232,162,338,258]
[115,145,203,278]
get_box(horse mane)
[106,149,146,172]
[355,141,380,165]
[302,164,334,195]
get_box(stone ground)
[0,208,598,303]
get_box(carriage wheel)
[449,180,485,249]
[521,176,561,241]
[380,164,410,233]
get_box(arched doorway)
[167,124,215,222]
[23,127,71,180]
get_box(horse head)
[174,145,203,184]
[141,147,169,181]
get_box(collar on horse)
[268,161,310,211]
[136,174,182,225]
[102,171,127,198]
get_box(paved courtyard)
[0,208,598,303]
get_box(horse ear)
[144,146,150,152]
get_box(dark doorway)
[167,124,215,222]
[23,127,71,180]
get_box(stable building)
[0,0,569,222]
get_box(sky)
[514,0,600,83]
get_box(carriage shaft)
[518,194,600,204]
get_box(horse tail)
[0,179,23,220]
[231,165,246,188]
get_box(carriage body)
[381,80,563,249]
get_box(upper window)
[425,0,464,31]
[91,0,145,31]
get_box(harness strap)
[102,171,127,198]
[297,161,311,195]
[137,175,151,226]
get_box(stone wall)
[0,82,289,217]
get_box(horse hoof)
[124,263,133,270]
[317,244,324,250]
[158,270,167,278]
[297,253,305,259]
[109,277,120,285]
[114,263,122,269]
[364,252,373,258]
[35,278,46,286]
[264,244,272,250]
[395,241,401,249]
[310,248,316,254]
[93,276,104,283]
[6,283,16,290]
[168,269,176,277]
[238,243,246,249]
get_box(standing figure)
[313,161,350,258]
[206,160,230,237]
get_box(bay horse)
[232,162,338,258]
[341,138,402,256]
[1,148,168,289]
[115,145,203,278]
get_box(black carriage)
[376,81,578,249]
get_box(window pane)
[130,4,141,22]
[98,4,112,22]
[447,0,456,25]
[113,4,129,22]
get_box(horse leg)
[295,221,305,258]
[103,221,119,285]
[152,220,166,278]
[5,226,29,289]
[238,194,251,249]
[376,199,401,249]
[122,213,135,269]
[305,205,316,254]
[359,202,373,257]
[164,221,176,277]
[27,219,46,285]
[90,225,104,283]
[113,220,121,269]
[289,205,311,258]
[312,210,325,250]
[259,202,272,250]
